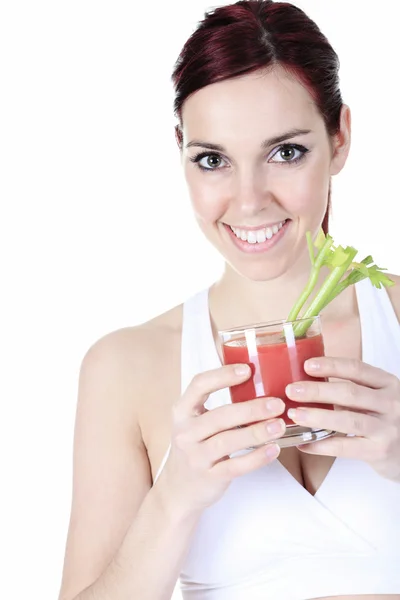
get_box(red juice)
[222,332,333,426]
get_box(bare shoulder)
[87,301,183,356]
[88,302,184,362]
[81,301,185,446]
[386,273,400,322]
[81,301,184,420]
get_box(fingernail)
[286,384,304,397]
[265,443,280,459]
[234,364,250,376]
[305,359,320,371]
[266,398,284,412]
[267,419,285,434]
[288,408,308,422]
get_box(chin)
[227,256,296,283]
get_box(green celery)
[287,232,334,322]
[288,229,395,338]
[292,245,357,337]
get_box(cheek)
[185,170,228,224]
[291,177,329,215]
[282,159,330,216]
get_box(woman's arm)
[57,327,200,600]
[67,485,200,600]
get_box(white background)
[1,1,398,598]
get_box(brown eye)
[190,151,228,171]
[269,143,309,165]
[206,155,222,168]
[280,147,296,161]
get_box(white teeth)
[230,220,286,243]
[256,229,266,243]
[265,227,273,240]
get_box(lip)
[226,220,287,231]
[223,219,290,254]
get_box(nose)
[232,169,273,217]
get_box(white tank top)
[154,278,400,599]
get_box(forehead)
[181,66,323,144]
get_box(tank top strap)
[181,287,214,394]
[355,278,400,377]
[154,287,222,485]
[181,287,229,409]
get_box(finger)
[288,406,382,439]
[286,380,390,414]
[297,434,376,461]
[203,418,286,461]
[303,356,397,390]
[175,364,251,419]
[190,396,285,442]
[211,442,281,480]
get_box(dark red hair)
[171,0,344,233]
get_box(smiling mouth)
[226,219,289,244]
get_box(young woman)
[58,1,400,599]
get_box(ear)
[330,104,351,176]
[175,124,183,150]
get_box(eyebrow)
[186,128,312,152]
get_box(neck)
[209,252,337,329]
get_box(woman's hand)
[286,357,400,482]
[155,363,286,518]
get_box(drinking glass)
[219,316,336,447]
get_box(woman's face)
[179,66,351,281]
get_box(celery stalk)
[292,246,357,338]
[287,229,395,339]
[287,233,334,321]
[321,256,373,306]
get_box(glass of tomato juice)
[219,316,336,448]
